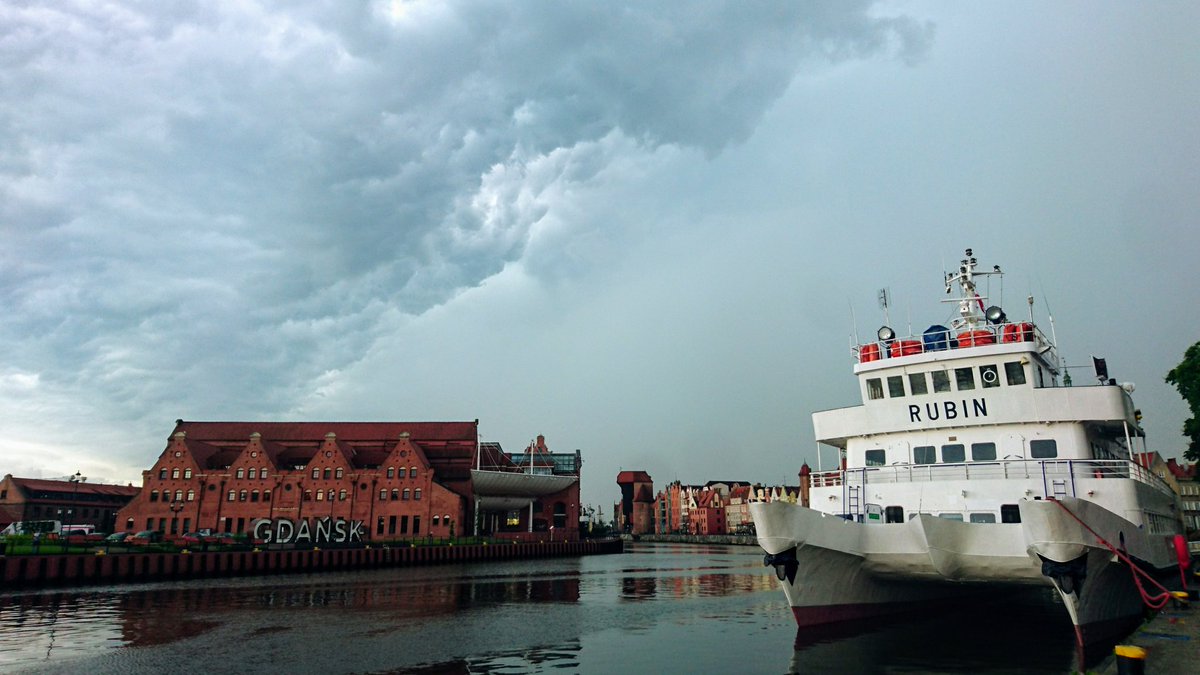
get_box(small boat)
[750,248,1188,650]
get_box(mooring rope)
[1050,499,1171,610]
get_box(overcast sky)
[2,1,1197,513]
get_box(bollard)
[1114,645,1146,675]
[1170,590,1189,609]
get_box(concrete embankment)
[623,533,758,546]
[1095,593,1199,675]
[0,538,624,588]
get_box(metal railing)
[852,321,1051,363]
[812,458,1176,503]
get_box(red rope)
[1050,499,1171,611]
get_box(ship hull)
[751,496,1177,645]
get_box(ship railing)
[813,459,1176,501]
[852,320,1052,363]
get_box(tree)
[1166,341,1200,461]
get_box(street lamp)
[63,471,84,551]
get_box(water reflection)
[0,544,1098,673]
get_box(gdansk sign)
[251,517,366,544]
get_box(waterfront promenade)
[1096,594,1199,675]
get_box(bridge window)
[980,364,1000,388]
[866,378,884,400]
[909,373,928,395]
[1001,504,1021,523]
[887,376,905,398]
[971,442,997,461]
[1030,439,1058,458]
[914,446,936,464]
[954,368,975,391]
[1005,361,1027,386]
[941,444,965,463]
[865,449,886,466]
[937,513,964,521]
[885,506,904,523]
[931,371,951,393]
[969,512,997,523]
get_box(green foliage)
[1166,341,1200,461]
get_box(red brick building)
[1,474,139,534]
[116,421,581,544]
[616,471,654,535]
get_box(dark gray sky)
[2,1,1197,511]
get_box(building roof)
[173,420,477,442]
[616,470,653,484]
[1167,458,1196,480]
[2,476,140,498]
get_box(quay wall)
[0,538,624,589]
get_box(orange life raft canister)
[956,330,995,347]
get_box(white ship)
[750,249,1186,648]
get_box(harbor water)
[0,542,1091,673]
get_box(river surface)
[0,542,1091,673]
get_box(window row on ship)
[864,359,1046,401]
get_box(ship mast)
[943,248,1002,331]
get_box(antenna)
[878,287,891,326]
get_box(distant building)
[616,471,654,534]
[1166,458,1199,534]
[725,484,753,534]
[1,474,139,533]
[116,421,581,543]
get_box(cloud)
[0,0,928,482]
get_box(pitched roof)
[6,477,139,498]
[173,420,477,442]
[616,471,653,484]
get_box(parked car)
[129,530,164,545]
[104,532,131,545]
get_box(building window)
[914,446,936,464]
[150,490,159,502]
[251,490,259,503]
[187,489,195,501]
[1030,439,1058,459]
[980,364,1000,388]
[236,468,245,479]
[335,468,344,479]
[941,444,965,464]
[402,489,410,500]
[304,490,312,501]
[865,449,886,466]
[389,515,397,535]
[401,515,409,534]
[971,442,997,461]
[414,489,421,501]
[377,517,385,535]
[409,467,417,478]
[413,516,420,535]
[866,378,884,400]
[433,515,440,527]
[887,375,905,398]
[159,468,168,480]
[261,469,268,480]
[228,490,236,502]
[955,368,975,391]
[263,490,271,502]
[338,489,347,501]
[1005,361,1027,386]
[379,489,387,501]
[236,490,245,501]
[172,468,180,479]
[909,373,928,395]
[387,467,395,479]
[184,468,192,479]
[316,490,324,501]
[248,468,256,479]
[327,489,335,502]
[324,468,331,480]
[312,468,320,479]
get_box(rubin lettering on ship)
[908,398,988,423]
